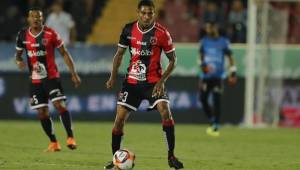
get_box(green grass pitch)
[0,120,300,170]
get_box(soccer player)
[199,22,237,137]
[14,8,81,152]
[104,0,184,169]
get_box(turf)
[0,120,299,170]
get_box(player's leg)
[205,79,223,137]
[156,101,184,169]
[52,99,76,149]
[37,107,61,152]
[111,105,130,154]
[199,79,214,124]
[211,79,223,131]
[45,78,76,149]
[105,83,140,169]
[30,82,61,152]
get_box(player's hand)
[106,77,115,89]
[16,60,26,70]
[71,73,81,88]
[228,76,237,86]
[152,80,165,97]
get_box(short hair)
[138,0,155,9]
[28,7,43,15]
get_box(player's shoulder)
[17,27,27,35]
[201,36,210,43]
[43,26,58,35]
[123,21,136,30]
[219,36,230,42]
[154,22,170,35]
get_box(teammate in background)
[199,22,237,137]
[104,0,184,169]
[14,8,81,152]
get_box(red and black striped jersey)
[15,26,64,83]
[118,21,175,84]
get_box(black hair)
[138,0,155,9]
[28,7,43,15]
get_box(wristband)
[229,66,237,72]
[15,60,22,65]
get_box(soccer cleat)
[168,156,184,169]
[206,127,220,137]
[66,137,77,150]
[45,142,61,152]
[103,161,114,169]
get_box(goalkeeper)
[198,22,237,137]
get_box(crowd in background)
[182,0,300,43]
[1,0,300,44]
[0,0,103,42]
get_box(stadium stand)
[87,0,165,44]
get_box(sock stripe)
[162,119,175,126]
[112,128,124,135]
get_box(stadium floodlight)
[244,0,297,128]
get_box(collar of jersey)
[136,21,155,34]
[28,26,45,38]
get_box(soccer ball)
[113,149,135,170]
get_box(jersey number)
[121,92,128,102]
[32,95,39,104]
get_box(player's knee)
[37,108,49,119]
[114,118,125,129]
[53,101,67,113]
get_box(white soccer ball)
[113,149,135,170]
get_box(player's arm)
[225,48,237,86]
[15,50,26,70]
[58,45,81,88]
[15,30,26,70]
[199,42,211,74]
[152,51,176,97]
[106,47,126,89]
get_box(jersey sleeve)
[15,31,24,51]
[224,39,232,56]
[52,30,64,48]
[118,25,129,48]
[161,30,175,54]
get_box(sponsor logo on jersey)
[128,60,146,81]
[30,43,40,47]
[136,40,147,46]
[150,37,157,45]
[22,41,30,44]
[130,47,153,56]
[32,62,47,79]
[27,50,47,57]
[42,38,49,45]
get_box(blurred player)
[104,0,184,169]
[199,22,237,137]
[14,7,81,151]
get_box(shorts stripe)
[31,104,48,110]
[148,99,169,109]
[51,96,67,102]
[117,102,137,111]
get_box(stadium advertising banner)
[0,74,244,124]
[1,43,300,125]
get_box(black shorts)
[30,78,66,110]
[117,82,169,111]
[199,78,224,94]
